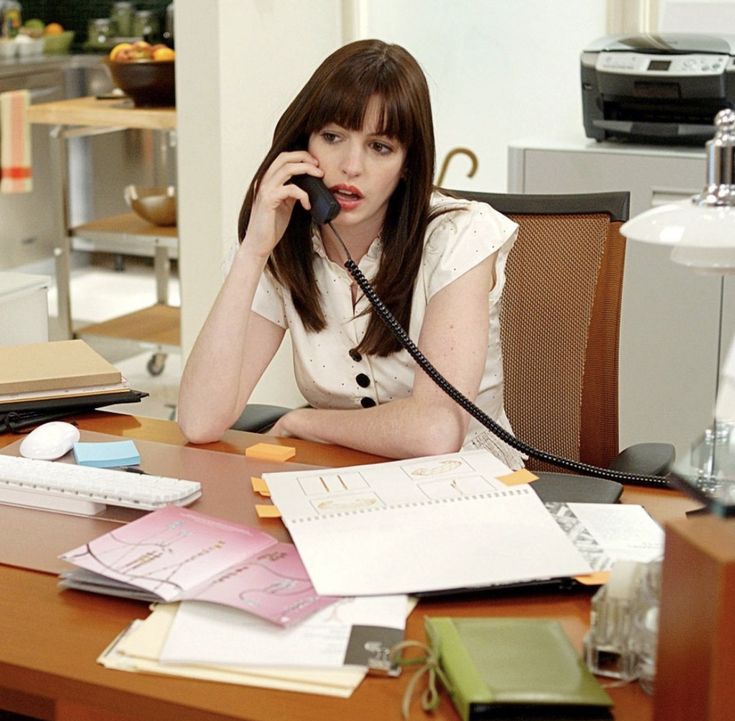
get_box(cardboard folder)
[0,339,122,394]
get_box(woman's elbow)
[408,407,465,456]
[177,414,228,445]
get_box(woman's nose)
[340,143,364,177]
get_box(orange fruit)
[152,47,175,61]
[109,42,133,61]
[44,22,64,35]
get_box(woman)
[178,39,521,466]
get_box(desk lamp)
[620,109,735,516]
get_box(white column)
[175,0,345,405]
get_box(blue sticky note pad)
[73,440,141,468]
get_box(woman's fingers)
[245,151,326,252]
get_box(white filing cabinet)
[508,137,734,459]
[0,272,51,347]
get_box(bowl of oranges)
[105,41,176,107]
[42,22,74,55]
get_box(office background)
[174,0,608,406]
[170,0,735,458]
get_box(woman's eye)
[320,131,339,143]
[370,141,393,155]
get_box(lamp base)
[669,421,735,516]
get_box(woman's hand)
[269,412,294,438]
[243,150,324,258]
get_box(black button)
[356,373,370,388]
[349,349,362,362]
[360,397,376,408]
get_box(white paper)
[160,595,407,668]
[564,503,664,568]
[264,450,592,596]
[99,607,365,697]
[266,450,510,521]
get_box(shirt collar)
[310,225,383,270]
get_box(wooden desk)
[0,412,697,721]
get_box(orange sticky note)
[251,476,271,496]
[245,442,296,462]
[255,504,281,519]
[574,571,610,586]
[497,468,539,486]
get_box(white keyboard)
[0,454,202,515]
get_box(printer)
[581,33,735,144]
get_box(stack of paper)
[101,609,365,696]
[59,506,336,626]
[67,450,664,699]
[0,339,147,431]
[99,595,410,698]
[59,506,409,697]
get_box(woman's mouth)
[330,184,364,209]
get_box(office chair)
[452,190,671,476]
[233,190,673,479]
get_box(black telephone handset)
[292,174,340,225]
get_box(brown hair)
[238,39,437,356]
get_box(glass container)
[133,10,159,42]
[88,18,113,48]
[111,2,135,38]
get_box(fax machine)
[581,33,735,144]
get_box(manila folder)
[0,339,121,394]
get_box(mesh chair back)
[448,191,629,472]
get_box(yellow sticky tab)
[255,504,281,519]
[575,571,610,586]
[251,476,271,497]
[497,468,539,486]
[245,442,296,462]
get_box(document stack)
[0,339,146,431]
[60,505,408,698]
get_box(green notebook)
[425,617,613,721]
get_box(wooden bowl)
[105,59,175,108]
[125,185,177,226]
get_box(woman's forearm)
[274,396,468,459]
[177,247,274,442]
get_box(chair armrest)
[532,472,623,503]
[609,442,676,477]
[230,404,292,433]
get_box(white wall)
[176,0,343,406]
[363,0,608,191]
[659,0,735,32]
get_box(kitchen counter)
[0,52,104,79]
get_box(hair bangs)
[305,70,416,148]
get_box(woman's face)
[308,95,406,241]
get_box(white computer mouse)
[19,421,81,460]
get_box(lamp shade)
[620,109,735,271]
[621,203,735,272]
[620,201,735,248]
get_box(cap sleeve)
[422,200,518,302]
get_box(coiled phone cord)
[329,221,669,488]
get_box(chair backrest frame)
[445,189,630,472]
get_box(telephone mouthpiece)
[292,174,341,224]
